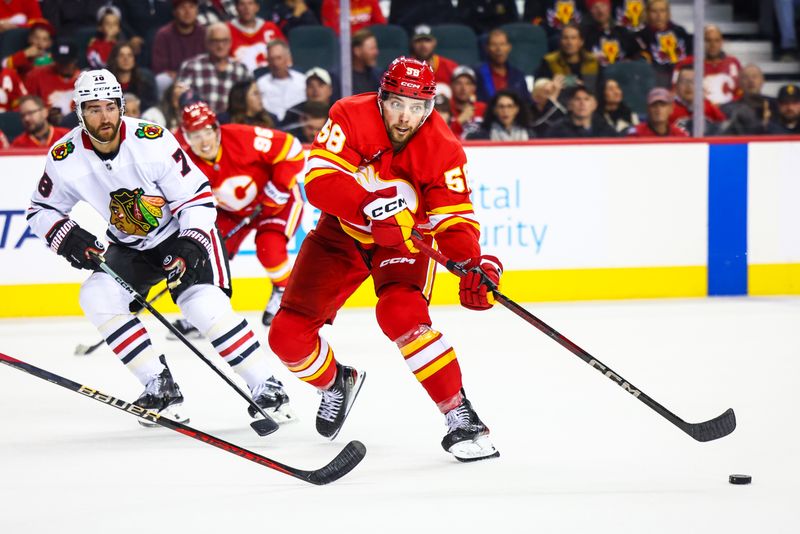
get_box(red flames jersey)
[304,93,481,261]
[673,55,742,105]
[228,19,285,72]
[177,123,304,218]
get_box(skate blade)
[327,371,366,442]
[138,403,190,427]
[449,435,500,463]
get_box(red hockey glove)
[361,187,418,253]
[163,229,211,298]
[46,219,105,270]
[262,181,291,208]
[458,255,503,311]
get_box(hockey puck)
[729,474,752,485]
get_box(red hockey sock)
[269,308,338,389]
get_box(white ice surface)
[1,297,798,533]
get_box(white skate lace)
[318,388,344,422]
[445,405,471,432]
[250,377,284,400]
[265,287,285,315]
[142,373,165,396]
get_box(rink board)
[0,138,797,317]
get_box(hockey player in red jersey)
[175,102,304,330]
[268,57,503,461]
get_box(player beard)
[386,122,417,148]
[87,118,122,143]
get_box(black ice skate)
[248,376,296,423]
[166,318,202,340]
[316,363,365,440]
[261,286,285,326]
[135,355,189,426]
[441,391,499,462]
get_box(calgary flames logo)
[135,123,164,140]
[51,140,74,161]
[109,187,166,236]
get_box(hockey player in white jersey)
[26,69,293,425]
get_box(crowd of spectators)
[0,0,798,149]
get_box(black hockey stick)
[90,253,280,437]
[0,351,366,485]
[75,205,265,356]
[411,231,736,442]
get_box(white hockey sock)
[98,315,164,385]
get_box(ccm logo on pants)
[380,257,416,268]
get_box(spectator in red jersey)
[672,24,741,106]
[628,87,687,137]
[2,18,54,81]
[0,0,42,32]
[177,22,252,113]
[10,95,70,148]
[635,0,691,87]
[107,42,158,110]
[86,6,124,69]
[545,85,619,137]
[25,38,82,125]
[595,78,639,133]
[408,25,458,88]
[766,84,800,135]
[449,65,486,138]
[152,0,207,97]
[582,0,641,66]
[536,23,600,94]
[351,28,381,95]
[322,0,385,35]
[475,28,531,105]
[229,0,286,74]
[669,65,726,134]
[0,66,27,112]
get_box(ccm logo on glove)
[368,197,407,219]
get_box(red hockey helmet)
[380,57,436,100]
[182,101,218,133]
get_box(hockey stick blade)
[0,351,365,485]
[680,408,736,442]
[250,417,279,436]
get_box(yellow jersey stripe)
[429,204,474,215]
[309,149,358,172]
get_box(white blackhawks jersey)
[27,116,217,251]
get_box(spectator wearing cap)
[25,38,82,125]
[321,0,385,36]
[596,78,638,133]
[220,79,278,127]
[627,87,687,137]
[255,39,305,121]
[228,0,286,74]
[86,6,124,69]
[536,23,600,95]
[582,0,641,67]
[0,0,41,32]
[530,77,567,136]
[2,18,54,81]
[0,66,26,112]
[721,64,777,136]
[766,84,800,135]
[449,65,487,138]
[545,86,619,137]
[177,22,252,114]
[475,28,530,104]
[409,25,459,88]
[671,24,742,106]
[457,0,519,36]
[11,95,70,148]
[107,42,158,110]
[466,89,536,141]
[635,0,691,87]
[152,0,208,97]
[351,29,381,95]
[669,65,726,134]
[282,66,336,127]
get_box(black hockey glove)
[163,229,211,298]
[46,219,105,270]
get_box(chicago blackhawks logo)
[135,123,164,140]
[51,140,75,161]
[109,187,166,236]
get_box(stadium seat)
[369,24,409,71]
[288,26,340,73]
[501,23,547,75]
[0,111,24,142]
[430,24,479,67]
[603,60,656,116]
[73,25,99,69]
[0,27,29,60]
